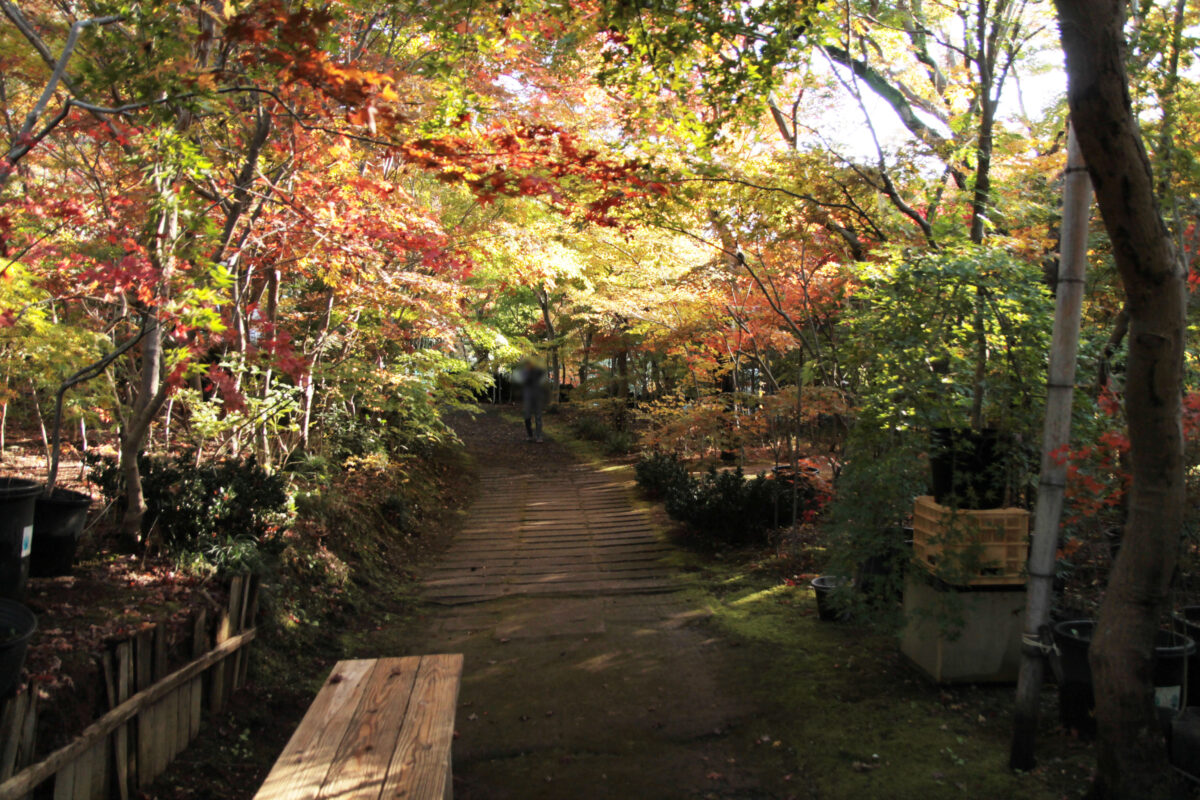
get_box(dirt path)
[402,412,771,799]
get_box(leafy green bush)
[604,429,636,455]
[664,466,829,547]
[634,452,690,498]
[89,452,291,567]
[572,413,613,442]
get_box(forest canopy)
[3,1,1200,797]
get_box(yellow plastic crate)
[912,496,1030,587]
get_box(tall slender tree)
[1053,3,1189,797]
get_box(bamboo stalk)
[1009,123,1091,770]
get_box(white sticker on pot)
[1155,684,1182,711]
[20,525,32,558]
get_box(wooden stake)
[113,641,131,800]
[1010,123,1092,770]
[0,629,255,799]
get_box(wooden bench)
[254,654,463,800]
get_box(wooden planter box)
[911,496,1029,587]
[900,573,1025,683]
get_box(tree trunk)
[120,313,163,541]
[1054,3,1189,797]
[536,288,560,406]
[579,327,592,389]
[257,266,280,466]
[120,197,177,542]
[615,346,629,400]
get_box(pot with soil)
[31,487,92,577]
[811,575,852,622]
[929,427,1006,509]
[1052,619,1197,739]
[0,598,36,697]
[0,478,42,601]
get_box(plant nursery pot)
[0,598,36,697]
[1052,619,1098,739]
[0,478,41,601]
[31,488,91,577]
[1052,620,1197,739]
[1177,606,1200,707]
[929,427,1005,509]
[811,575,851,622]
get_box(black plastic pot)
[929,427,1006,509]
[0,599,36,697]
[811,575,851,622]
[1052,620,1098,739]
[1153,629,1196,713]
[1052,619,1197,739]
[0,479,41,601]
[1175,606,1200,708]
[31,488,91,577]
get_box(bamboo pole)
[1009,124,1092,770]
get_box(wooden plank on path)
[379,654,463,800]
[315,658,421,800]
[252,659,374,800]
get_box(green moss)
[695,568,1093,799]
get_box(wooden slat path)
[424,463,676,604]
[254,654,463,800]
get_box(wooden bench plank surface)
[254,660,374,800]
[316,658,421,800]
[255,655,463,800]
[379,654,463,800]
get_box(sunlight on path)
[423,448,676,603]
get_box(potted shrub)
[24,324,136,575]
[810,575,852,621]
[822,437,926,621]
[1053,619,1197,739]
[846,245,1051,510]
[31,487,92,577]
[0,598,36,697]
